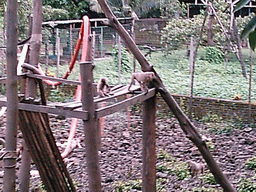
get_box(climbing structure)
[0,15,158,191]
[1,0,237,190]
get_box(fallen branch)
[97,0,236,191]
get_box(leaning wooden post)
[80,61,101,191]
[142,95,156,191]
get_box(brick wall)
[157,94,256,123]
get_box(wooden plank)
[0,99,88,120]
[94,85,140,103]
[96,88,155,118]
[55,101,81,110]
[24,74,82,85]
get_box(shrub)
[237,177,256,192]
[204,47,224,64]
[246,156,256,170]
[199,172,216,185]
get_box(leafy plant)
[174,161,190,180]
[157,149,173,161]
[237,177,256,192]
[114,179,142,191]
[199,172,217,185]
[203,47,224,64]
[114,178,168,191]
[245,156,256,170]
[157,150,191,180]
[206,141,215,152]
[201,112,223,123]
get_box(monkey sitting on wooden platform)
[97,77,111,97]
[188,160,204,177]
[128,72,155,94]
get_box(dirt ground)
[0,109,255,191]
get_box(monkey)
[97,77,111,97]
[188,160,204,177]
[128,72,155,94]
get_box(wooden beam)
[24,74,81,86]
[96,88,155,119]
[0,100,88,120]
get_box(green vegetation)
[156,149,191,180]
[245,156,256,170]
[237,177,256,192]
[43,45,256,103]
[189,187,223,192]
[114,178,168,191]
[199,172,217,185]
[204,47,225,64]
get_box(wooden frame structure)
[2,0,237,190]
[1,14,157,191]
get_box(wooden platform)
[0,85,156,120]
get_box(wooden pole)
[4,0,18,190]
[70,24,73,59]
[45,39,49,74]
[248,49,253,123]
[100,27,103,58]
[56,28,60,78]
[189,36,195,118]
[118,35,122,84]
[80,61,101,191]
[142,95,156,191]
[131,17,136,72]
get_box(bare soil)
[0,110,255,191]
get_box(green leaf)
[234,0,250,12]
[249,31,256,51]
[241,15,256,40]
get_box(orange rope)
[61,16,90,158]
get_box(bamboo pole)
[96,0,236,191]
[4,0,18,190]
